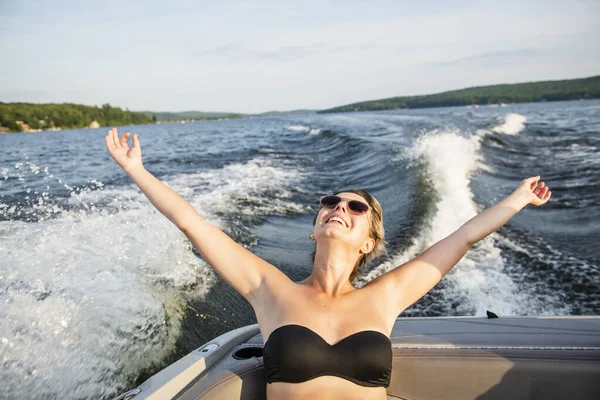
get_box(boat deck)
[116,316,600,400]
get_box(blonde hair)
[311,189,385,284]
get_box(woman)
[105,128,551,400]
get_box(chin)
[318,228,349,241]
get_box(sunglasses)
[319,195,370,215]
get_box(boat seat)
[176,344,266,400]
[386,348,600,399]
[177,342,600,400]
[125,318,600,400]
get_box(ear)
[359,237,375,255]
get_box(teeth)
[328,217,345,226]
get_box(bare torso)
[252,278,395,400]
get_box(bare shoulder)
[359,273,402,321]
[361,272,395,295]
[248,262,297,315]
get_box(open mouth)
[326,217,347,227]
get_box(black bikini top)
[262,324,392,388]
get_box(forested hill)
[139,110,245,121]
[319,75,600,113]
[0,103,151,132]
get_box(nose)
[334,200,349,213]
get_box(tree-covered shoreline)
[3,75,599,132]
[319,75,600,113]
[140,110,245,122]
[0,103,153,133]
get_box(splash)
[491,113,527,135]
[0,156,307,399]
[284,125,322,135]
[360,130,556,316]
[284,125,310,132]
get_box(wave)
[167,157,308,226]
[359,130,548,316]
[0,157,307,399]
[284,125,310,132]
[0,193,200,399]
[491,113,527,135]
[284,125,322,135]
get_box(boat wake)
[491,113,527,135]
[0,156,306,399]
[358,130,564,316]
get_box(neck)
[302,240,359,298]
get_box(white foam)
[284,125,310,132]
[283,125,322,135]
[0,156,307,398]
[491,113,527,135]
[166,157,308,219]
[360,130,538,316]
[0,198,206,398]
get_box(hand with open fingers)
[105,127,143,173]
[514,176,552,206]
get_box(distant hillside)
[142,109,319,120]
[254,109,319,117]
[319,75,600,113]
[0,102,151,133]
[140,110,246,121]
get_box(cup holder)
[232,346,264,360]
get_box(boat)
[114,315,600,400]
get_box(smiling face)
[310,188,385,283]
[312,191,375,255]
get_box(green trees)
[319,76,600,113]
[0,103,152,132]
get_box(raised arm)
[105,128,292,307]
[369,176,551,317]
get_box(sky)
[1,0,599,114]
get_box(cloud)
[193,43,244,57]
[431,48,540,67]
[193,42,371,62]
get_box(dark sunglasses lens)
[320,195,341,207]
[348,200,369,214]
[320,196,369,214]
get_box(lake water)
[1,100,599,399]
